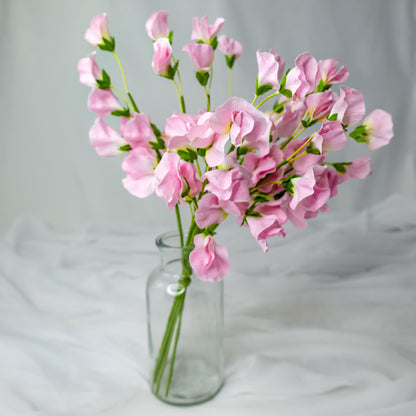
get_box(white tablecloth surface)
[1,195,416,416]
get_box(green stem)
[110,85,134,112]
[229,68,233,97]
[256,92,279,109]
[204,86,211,111]
[175,204,184,248]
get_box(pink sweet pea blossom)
[89,118,127,157]
[191,16,225,44]
[87,88,122,118]
[189,234,230,282]
[305,90,337,121]
[152,38,172,76]
[256,49,285,90]
[272,103,304,139]
[209,97,272,157]
[203,165,252,203]
[286,52,319,99]
[246,201,288,252]
[363,109,393,150]
[85,13,111,46]
[77,52,101,87]
[122,147,157,198]
[315,119,347,152]
[318,59,349,85]
[154,152,182,209]
[145,10,170,40]
[182,43,214,72]
[123,113,156,150]
[342,157,372,180]
[179,161,202,199]
[330,86,365,126]
[218,35,243,58]
[289,168,316,210]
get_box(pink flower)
[123,113,156,150]
[256,49,285,90]
[363,109,393,150]
[152,38,172,76]
[85,13,111,47]
[209,97,272,157]
[89,118,127,157]
[203,166,252,203]
[87,88,122,118]
[154,152,182,209]
[318,59,349,85]
[191,16,225,44]
[331,86,365,126]
[145,10,170,40]
[243,146,283,185]
[246,201,287,252]
[178,161,202,199]
[286,52,319,99]
[315,120,347,152]
[305,91,337,121]
[195,194,228,228]
[182,43,214,72]
[189,234,230,282]
[273,103,304,139]
[289,168,316,210]
[218,35,243,58]
[78,52,101,87]
[122,147,157,198]
[342,157,372,180]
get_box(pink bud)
[318,59,349,85]
[256,49,285,90]
[191,16,225,43]
[363,109,393,150]
[343,157,372,180]
[87,88,122,118]
[78,52,101,87]
[152,38,172,76]
[218,35,243,58]
[89,118,127,157]
[145,11,170,40]
[286,52,319,99]
[182,43,214,72]
[85,13,111,46]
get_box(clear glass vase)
[146,231,224,405]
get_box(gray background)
[1,0,414,232]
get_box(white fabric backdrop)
[1,0,415,232]
[1,195,416,415]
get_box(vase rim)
[156,231,193,250]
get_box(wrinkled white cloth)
[1,195,416,416]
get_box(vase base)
[151,355,224,406]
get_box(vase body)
[146,231,224,405]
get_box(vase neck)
[156,232,193,274]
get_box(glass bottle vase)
[146,231,224,405]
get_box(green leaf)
[327,113,338,121]
[349,125,368,142]
[255,79,273,96]
[118,143,132,152]
[151,123,162,138]
[195,71,210,87]
[306,142,321,155]
[96,69,111,89]
[332,162,352,174]
[156,137,166,149]
[279,68,291,90]
[177,149,196,162]
[210,36,218,50]
[98,36,115,52]
[273,190,286,200]
[197,148,207,157]
[273,100,285,114]
[279,88,292,99]
[150,140,164,150]
[316,79,325,93]
[236,146,250,157]
[168,30,173,45]
[225,55,236,69]
[111,108,131,117]
[166,60,179,80]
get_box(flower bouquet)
[78,10,393,404]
